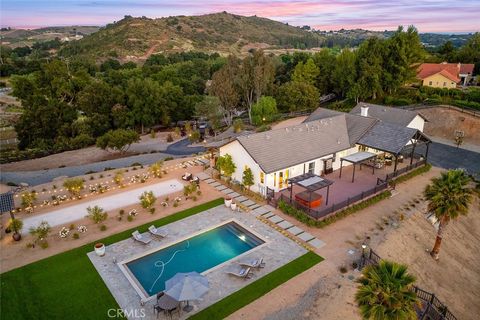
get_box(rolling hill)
[59,12,325,59]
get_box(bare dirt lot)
[421,106,480,146]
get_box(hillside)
[0,26,99,47]
[59,12,324,59]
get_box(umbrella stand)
[183,300,193,312]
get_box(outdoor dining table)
[157,294,180,317]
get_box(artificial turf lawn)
[188,251,324,320]
[0,198,224,320]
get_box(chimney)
[360,105,369,117]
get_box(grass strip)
[0,198,223,320]
[189,251,323,320]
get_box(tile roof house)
[417,62,475,88]
[219,104,430,196]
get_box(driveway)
[21,179,184,233]
[418,142,480,174]
[165,138,205,155]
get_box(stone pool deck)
[87,205,307,319]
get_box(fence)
[360,249,457,320]
[279,180,389,220]
[386,159,426,181]
[400,104,480,118]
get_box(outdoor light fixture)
[238,234,246,241]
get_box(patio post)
[309,190,312,214]
[425,142,430,163]
[393,155,398,173]
[352,164,356,183]
[289,182,293,203]
[326,185,330,205]
[339,159,343,178]
[410,142,416,165]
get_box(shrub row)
[389,163,432,186]
[278,190,392,228]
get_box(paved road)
[0,138,206,186]
[418,142,480,174]
[21,179,184,233]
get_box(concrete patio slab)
[262,205,276,212]
[298,232,315,242]
[308,238,326,249]
[268,215,284,224]
[277,220,294,229]
[287,226,304,236]
[205,179,215,184]
[210,181,222,187]
[236,196,248,202]
[229,192,241,198]
[242,200,255,207]
[196,172,210,180]
[215,185,228,191]
[222,188,234,194]
[249,204,261,210]
[262,212,275,219]
[253,207,270,216]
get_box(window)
[260,172,264,184]
[308,162,315,174]
[443,82,447,87]
[429,81,432,86]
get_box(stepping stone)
[196,172,210,180]
[210,181,222,187]
[229,192,241,198]
[307,238,326,249]
[262,212,275,219]
[262,205,276,212]
[215,185,227,191]
[268,215,284,224]
[298,232,315,242]
[222,188,234,194]
[249,204,261,210]
[287,226,304,236]
[253,207,269,216]
[236,196,248,202]
[205,179,215,184]
[242,200,255,207]
[277,220,293,229]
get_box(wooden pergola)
[339,151,378,183]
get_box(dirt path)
[229,166,479,320]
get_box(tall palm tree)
[424,169,473,260]
[355,260,418,320]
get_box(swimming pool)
[121,221,265,298]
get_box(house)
[417,62,475,88]
[219,105,430,196]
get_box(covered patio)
[286,173,334,209]
[339,151,377,183]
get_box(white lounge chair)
[239,258,265,269]
[148,225,168,238]
[226,266,252,279]
[182,172,193,181]
[132,231,151,244]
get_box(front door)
[279,172,284,189]
[324,158,333,174]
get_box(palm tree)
[355,260,418,320]
[424,169,473,260]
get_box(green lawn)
[189,251,323,320]
[0,198,223,320]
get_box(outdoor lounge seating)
[238,257,265,269]
[182,173,193,181]
[132,231,151,244]
[226,266,252,279]
[191,176,200,185]
[148,225,168,238]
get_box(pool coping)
[117,218,270,302]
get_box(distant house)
[219,104,430,196]
[417,62,475,88]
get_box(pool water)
[125,222,264,296]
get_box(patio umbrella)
[164,272,209,311]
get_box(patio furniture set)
[132,225,168,245]
[226,257,266,280]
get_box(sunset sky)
[2,0,479,33]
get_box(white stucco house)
[218,104,430,196]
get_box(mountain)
[59,12,325,59]
[0,26,100,47]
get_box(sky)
[1,0,480,33]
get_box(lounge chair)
[148,225,168,238]
[182,172,193,181]
[226,266,252,279]
[192,176,200,185]
[132,231,151,244]
[239,258,265,269]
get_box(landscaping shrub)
[72,233,79,239]
[86,206,108,224]
[278,190,392,228]
[389,163,432,186]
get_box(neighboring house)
[417,62,475,88]
[219,105,430,196]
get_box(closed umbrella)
[164,272,209,311]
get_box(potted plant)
[224,196,232,208]
[94,243,106,256]
[231,201,237,211]
[8,218,23,241]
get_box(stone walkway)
[199,175,326,249]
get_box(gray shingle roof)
[236,115,351,173]
[357,121,418,155]
[350,102,424,127]
[304,108,377,145]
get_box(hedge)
[389,163,432,186]
[278,190,392,228]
